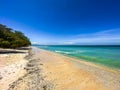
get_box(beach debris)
[0,74,3,80]
[40,63,43,65]
[8,58,53,90]
[43,85,47,90]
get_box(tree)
[0,24,31,48]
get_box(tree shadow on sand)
[0,50,26,54]
[0,47,31,54]
[17,47,31,50]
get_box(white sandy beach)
[0,49,28,90]
[0,47,120,90]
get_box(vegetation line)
[0,24,31,48]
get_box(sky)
[0,0,120,45]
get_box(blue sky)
[0,0,120,45]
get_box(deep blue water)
[34,45,120,69]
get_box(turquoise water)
[34,45,120,69]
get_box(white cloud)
[31,28,120,45]
[61,41,75,45]
[63,28,120,45]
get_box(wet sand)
[0,47,120,90]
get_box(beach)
[0,48,28,90]
[0,47,120,90]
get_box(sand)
[0,47,120,90]
[0,48,28,90]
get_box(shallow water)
[34,45,120,69]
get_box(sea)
[34,45,120,70]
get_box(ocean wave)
[55,50,84,54]
[55,50,70,54]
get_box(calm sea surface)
[34,45,120,69]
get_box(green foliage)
[0,24,31,48]
[0,41,10,48]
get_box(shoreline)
[34,45,120,71]
[0,47,120,90]
[31,47,120,90]
[37,47,120,73]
